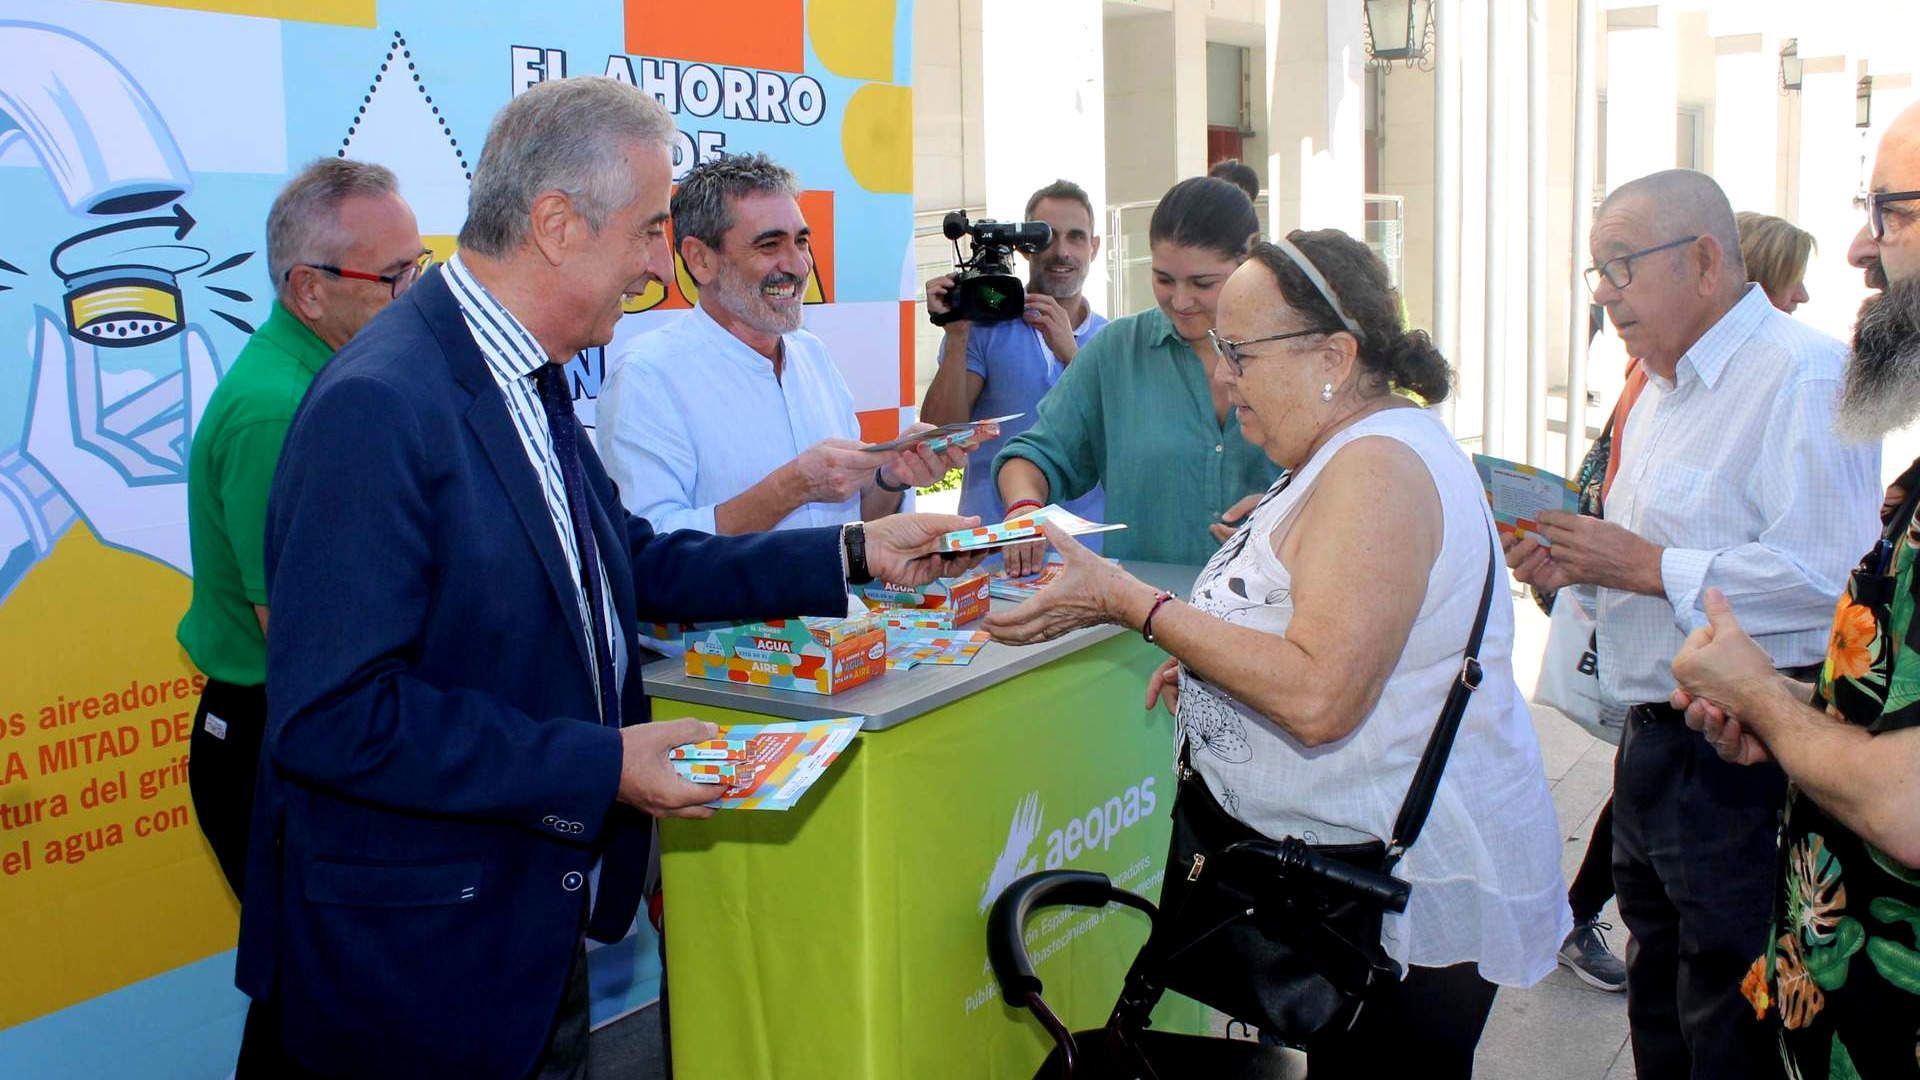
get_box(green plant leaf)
[1807,917,1865,991]
[1866,935,1920,995]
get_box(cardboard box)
[859,572,991,630]
[684,613,888,695]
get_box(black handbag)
[1139,539,1499,1043]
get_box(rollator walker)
[985,836,1411,1080]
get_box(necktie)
[534,364,647,941]
[533,363,620,729]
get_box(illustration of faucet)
[0,21,226,598]
[0,21,191,215]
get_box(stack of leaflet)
[885,629,991,670]
[667,719,861,811]
[937,504,1125,553]
[670,738,757,789]
[861,413,1021,456]
[987,553,1067,603]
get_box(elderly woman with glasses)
[984,230,1568,1079]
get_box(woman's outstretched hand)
[983,522,1151,645]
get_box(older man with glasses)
[177,157,428,901]
[1508,168,1880,1079]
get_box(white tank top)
[1177,406,1569,986]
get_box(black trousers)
[1613,704,1784,1080]
[1568,795,1617,924]
[187,678,266,897]
[1296,961,1500,1079]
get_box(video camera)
[928,210,1052,326]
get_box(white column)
[1482,0,1508,457]
[1454,0,1488,447]
[1103,10,1176,207]
[1433,0,1461,433]
[1566,0,1599,476]
[1711,34,1781,215]
[1603,6,1677,193]
[1264,0,1366,237]
[1794,54,1865,344]
[1172,0,1210,183]
[1525,0,1548,466]
[1103,1,1208,207]
[981,0,1108,300]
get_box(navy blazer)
[241,269,846,1078]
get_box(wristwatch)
[842,521,874,585]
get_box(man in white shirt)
[599,153,964,536]
[1508,169,1880,1080]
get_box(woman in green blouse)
[995,176,1282,571]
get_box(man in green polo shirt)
[176,157,427,896]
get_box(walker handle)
[987,870,1157,1005]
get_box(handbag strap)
[1382,530,1499,870]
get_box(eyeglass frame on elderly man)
[1207,326,1343,377]
[287,250,435,299]
[1855,189,1920,241]
[1583,235,1700,293]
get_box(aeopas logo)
[976,777,1158,915]
[977,792,1043,915]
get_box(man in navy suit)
[237,77,977,1078]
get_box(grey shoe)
[1559,918,1627,991]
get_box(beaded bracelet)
[1142,591,1176,643]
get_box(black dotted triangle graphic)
[338,30,471,182]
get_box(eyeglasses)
[290,251,435,298]
[1854,190,1920,241]
[1583,235,1699,292]
[1207,326,1338,376]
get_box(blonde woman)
[1736,210,1815,313]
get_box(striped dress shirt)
[1598,283,1880,706]
[443,255,626,710]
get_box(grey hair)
[459,77,678,257]
[1024,178,1095,226]
[1599,168,1746,282]
[267,157,399,303]
[669,152,799,252]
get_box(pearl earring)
[1321,382,1335,402]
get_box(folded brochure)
[862,413,1022,454]
[985,552,1067,602]
[1472,454,1577,547]
[674,718,861,810]
[938,503,1126,552]
[885,629,991,670]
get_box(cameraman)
[922,179,1108,526]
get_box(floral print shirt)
[1751,500,1920,1078]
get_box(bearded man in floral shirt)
[1673,101,1920,1079]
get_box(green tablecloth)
[658,631,1206,1078]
